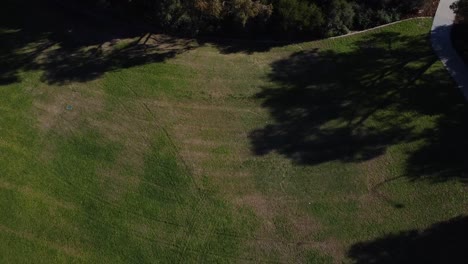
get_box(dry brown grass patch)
[33,83,105,136]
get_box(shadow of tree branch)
[0,0,197,85]
[250,29,468,183]
[348,215,468,264]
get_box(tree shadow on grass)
[197,37,295,55]
[0,0,294,85]
[38,35,196,84]
[0,0,197,85]
[250,29,468,183]
[348,215,468,264]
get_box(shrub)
[325,0,355,36]
[270,0,324,36]
[451,0,468,21]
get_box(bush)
[392,0,426,13]
[325,0,355,36]
[452,0,468,21]
[66,0,426,39]
[270,0,324,37]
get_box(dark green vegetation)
[74,0,427,38]
[452,0,468,19]
[452,0,468,64]
[1,1,468,263]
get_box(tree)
[451,0,468,21]
[326,0,354,36]
[194,0,272,25]
[62,0,426,38]
[272,0,324,36]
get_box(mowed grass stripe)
[0,81,255,262]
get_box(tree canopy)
[452,0,468,21]
[81,0,426,38]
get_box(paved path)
[431,0,468,98]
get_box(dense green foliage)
[452,0,468,66]
[81,0,426,37]
[452,0,468,20]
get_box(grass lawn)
[1,1,468,263]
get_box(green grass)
[1,3,468,262]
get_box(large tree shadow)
[250,29,468,182]
[348,215,468,264]
[0,0,292,85]
[0,0,197,85]
[197,37,295,55]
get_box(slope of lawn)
[1,1,468,263]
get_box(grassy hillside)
[1,2,467,262]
